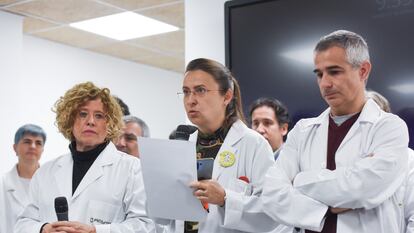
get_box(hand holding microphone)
[41,197,96,233]
[40,197,69,233]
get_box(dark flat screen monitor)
[225,0,414,148]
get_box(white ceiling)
[0,0,185,72]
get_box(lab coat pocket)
[87,200,120,225]
[228,179,252,196]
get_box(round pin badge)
[219,151,235,167]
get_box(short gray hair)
[14,124,46,145]
[123,115,150,137]
[314,30,370,68]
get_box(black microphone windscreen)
[54,196,68,221]
[174,125,198,140]
[176,125,198,134]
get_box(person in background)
[262,30,409,233]
[249,97,289,160]
[1,124,46,233]
[365,90,414,233]
[115,115,150,158]
[114,95,131,116]
[15,82,154,233]
[365,90,391,113]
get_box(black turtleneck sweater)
[69,141,109,195]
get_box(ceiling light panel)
[70,11,179,40]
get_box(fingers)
[189,181,200,189]
[191,181,210,203]
[189,180,209,189]
[54,226,75,233]
[50,221,89,233]
[193,188,207,196]
[51,221,72,227]
[196,196,209,201]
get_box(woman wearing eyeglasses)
[167,58,285,233]
[15,82,155,233]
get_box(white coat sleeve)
[107,159,155,233]
[293,116,409,210]
[14,170,47,233]
[262,124,329,232]
[404,150,414,233]
[221,137,283,232]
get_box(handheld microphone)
[54,196,69,221]
[171,125,197,141]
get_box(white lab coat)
[14,142,155,233]
[167,120,287,233]
[403,148,414,233]
[262,99,409,233]
[1,165,31,233]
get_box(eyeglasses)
[77,110,107,121]
[177,86,223,98]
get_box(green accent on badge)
[219,151,235,167]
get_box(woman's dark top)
[69,140,109,195]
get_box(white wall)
[185,0,228,64]
[0,11,186,174]
[0,11,25,175]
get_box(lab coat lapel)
[71,143,116,200]
[305,109,329,169]
[55,154,74,200]
[337,100,378,152]
[213,120,245,180]
[4,166,27,206]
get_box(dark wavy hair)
[249,97,290,126]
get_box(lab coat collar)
[56,142,119,201]
[189,120,247,179]
[295,99,383,155]
[302,99,381,128]
[301,99,382,152]
[357,98,383,123]
[301,108,330,128]
[3,165,28,206]
[337,99,382,151]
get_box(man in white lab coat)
[0,124,46,233]
[262,30,409,233]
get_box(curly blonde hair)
[53,82,123,142]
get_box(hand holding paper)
[139,137,208,221]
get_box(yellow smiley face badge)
[219,151,236,167]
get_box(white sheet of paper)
[138,137,207,221]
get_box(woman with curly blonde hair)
[15,82,155,233]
